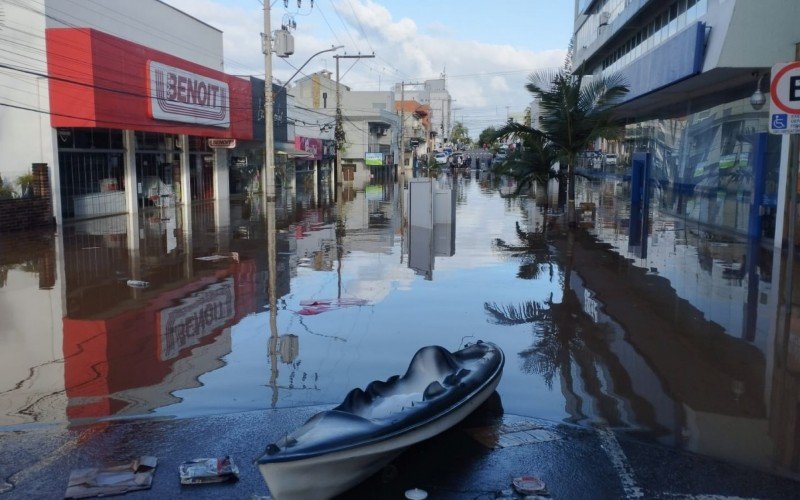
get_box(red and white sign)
[148,61,230,128]
[208,138,237,148]
[770,62,800,134]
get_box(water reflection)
[1,169,800,478]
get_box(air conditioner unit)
[599,11,610,26]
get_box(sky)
[163,0,574,137]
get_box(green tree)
[525,69,628,224]
[492,123,557,196]
[450,121,469,145]
[478,126,497,148]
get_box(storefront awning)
[275,142,313,158]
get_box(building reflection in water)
[489,176,800,476]
[404,177,456,280]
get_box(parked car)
[434,152,449,164]
[604,154,617,166]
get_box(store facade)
[45,27,253,222]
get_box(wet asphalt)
[1,395,798,499]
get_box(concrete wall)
[45,0,223,70]
[716,0,800,69]
[0,1,56,207]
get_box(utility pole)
[262,2,275,200]
[334,53,375,186]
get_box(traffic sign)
[770,61,800,134]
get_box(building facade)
[574,0,800,244]
[0,0,257,226]
[292,71,399,186]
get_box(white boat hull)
[259,374,501,500]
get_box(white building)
[393,78,452,149]
[0,0,254,226]
[292,71,399,187]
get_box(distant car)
[604,154,617,166]
[434,152,449,164]
[495,152,508,163]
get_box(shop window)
[189,136,210,152]
[74,129,92,149]
[92,129,110,149]
[110,129,123,150]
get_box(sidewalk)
[1,397,798,499]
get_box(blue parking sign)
[772,114,788,130]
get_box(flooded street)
[2,169,799,481]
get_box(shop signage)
[770,61,800,134]
[148,61,230,128]
[365,152,384,166]
[158,277,235,360]
[295,136,322,160]
[208,138,237,148]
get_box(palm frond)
[484,300,551,325]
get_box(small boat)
[257,341,504,500]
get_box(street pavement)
[2,394,798,499]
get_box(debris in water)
[194,255,229,262]
[126,280,150,288]
[179,456,240,485]
[404,487,428,499]
[512,475,546,495]
[64,456,157,499]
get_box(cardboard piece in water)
[64,456,157,498]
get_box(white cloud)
[164,0,566,134]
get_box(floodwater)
[1,167,799,479]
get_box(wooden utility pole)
[262,2,276,200]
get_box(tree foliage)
[525,69,628,222]
[450,121,470,145]
[478,126,498,148]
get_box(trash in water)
[194,255,229,262]
[126,280,150,288]
[512,475,546,495]
[64,456,157,499]
[404,487,428,499]
[297,298,369,316]
[179,456,239,485]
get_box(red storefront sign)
[45,28,252,139]
[148,61,230,127]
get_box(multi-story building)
[393,78,452,150]
[292,71,399,187]
[572,0,800,244]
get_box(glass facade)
[57,128,125,220]
[135,132,181,209]
[625,95,780,238]
[600,0,707,76]
[575,0,631,52]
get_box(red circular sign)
[771,61,800,114]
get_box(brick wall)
[0,164,55,232]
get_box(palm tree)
[526,69,628,224]
[492,123,558,197]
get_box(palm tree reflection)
[492,221,554,281]
[485,292,587,393]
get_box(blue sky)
[166,0,574,134]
